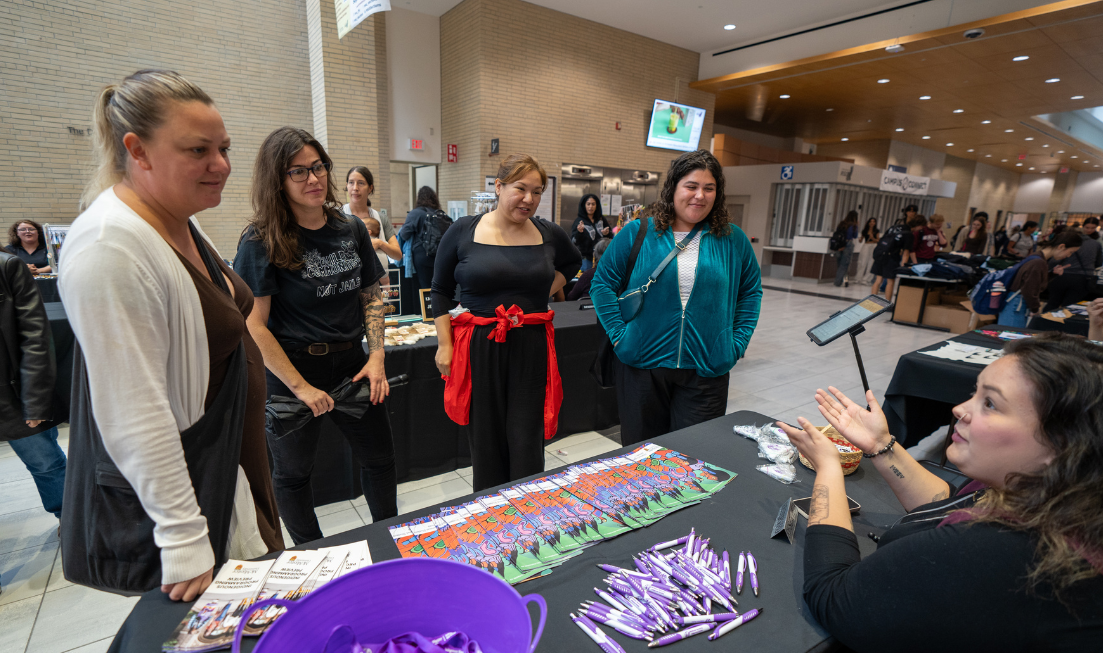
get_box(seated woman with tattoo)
[778,333,1103,651]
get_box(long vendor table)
[109,410,905,653]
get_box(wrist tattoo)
[360,282,385,354]
[809,484,829,526]
[889,465,905,480]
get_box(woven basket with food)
[797,425,864,475]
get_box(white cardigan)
[60,188,265,584]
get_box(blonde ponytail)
[81,70,213,209]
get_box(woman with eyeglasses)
[6,220,52,274]
[234,127,397,545]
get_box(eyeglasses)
[286,161,331,183]
[16,227,37,233]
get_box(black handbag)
[590,219,649,388]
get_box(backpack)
[872,224,906,260]
[828,230,847,252]
[968,254,1042,315]
[418,208,452,258]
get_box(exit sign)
[447,144,458,163]
[409,138,424,151]
[1018,154,1027,160]
[1060,167,1070,173]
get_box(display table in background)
[44,302,74,422]
[1029,314,1089,337]
[108,410,906,653]
[35,275,61,303]
[882,328,1019,444]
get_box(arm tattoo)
[889,465,905,480]
[808,484,830,527]
[360,282,385,354]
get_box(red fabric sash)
[442,305,562,439]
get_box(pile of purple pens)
[569,529,762,650]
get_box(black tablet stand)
[847,323,871,396]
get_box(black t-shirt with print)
[234,210,386,351]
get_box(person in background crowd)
[915,214,947,263]
[591,150,762,444]
[999,230,1082,327]
[1044,217,1101,311]
[398,186,446,291]
[831,211,859,287]
[955,214,990,255]
[235,127,397,544]
[344,166,401,262]
[779,334,1103,651]
[1007,221,1038,259]
[855,217,879,285]
[869,213,909,301]
[567,237,610,301]
[60,70,282,601]
[5,220,52,274]
[994,226,1010,257]
[432,154,580,492]
[0,250,66,525]
[571,193,610,272]
[902,203,918,223]
[899,214,928,267]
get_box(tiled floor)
[0,283,949,652]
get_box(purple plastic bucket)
[232,558,546,653]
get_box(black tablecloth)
[35,276,61,303]
[882,328,1012,444]
[108,410,905,653]
[1028,315,1089,336]
[44,302,74,422]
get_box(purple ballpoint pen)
[595,588,629,613]
[736,551,746,594]
[647,623,715,648]
[571,613,629,653]
[707,608,763,641]
[677,612,740,626]
[651,534,689,551]
[583,602,651,632]
[748,551,760,597]
[583,609,653,641]
[722,551,732,590]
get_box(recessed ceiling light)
[780,94,790,99]
[1029,167,1035,170]
[878,79,890,84]
[1013,55,1030,61]
[982,120,992,124]
[946,143,954,146]
[1043,144,1049,147]
[1017,163,1024,166]
[1071,155,1078,159]
[919,95,932,100]
[724,24,736,30]
[1002,159,1008,162]
[826,108,834,112]
[953,109,964,113]
[967,149,975,152]
[1071,95,1085,100]
[1005,129,1014,132]
[922,135,931,139]
[885,44,905,53]
[1025,137,1034,141]
[1058,150,1065,153]
[842,138,849,141]
[1046,78,1060,83]
[986,154,992,157]
[895,128,904,132]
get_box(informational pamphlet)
[162,559,275,652]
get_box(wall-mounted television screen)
[646,99,707,152]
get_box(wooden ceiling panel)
[696,1,1103,174]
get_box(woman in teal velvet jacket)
[590,150,761,444]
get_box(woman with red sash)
[433,154,581,492]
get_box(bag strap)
[643,221,705,286]
[188,221,231,295]
[618,218,650,295]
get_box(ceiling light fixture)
[919,95,932,100]
[947,143,954,146]
[1058,150,1065,153]
[1017,163,1023,166]
[886,44,905,53]
[842,137,849,141]
[986,154,992,157]
[922,136,931,139]
[1029,167,1035,170]
[1072,155,1078,159]
[953,109,964,113]
[896,128,904,132]
[1025,137,1034,141]
[1002,159,1008,162]
[826,108,834,112]
[780,94,790,99]
[982,120,992,124]
[878,79,890,84]
[1046,78,1060,83]
[967,149,975,152]
[1013,55,1030,61]
[724,24,736,30]
[1043,144,1049,147]
[1072,95,1084,100]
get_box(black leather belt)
[299,341,356,356]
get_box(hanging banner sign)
[878,169,930,195]
[336,0,390,39]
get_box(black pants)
[266,346,397,545]
[616,361,729,445]
[466,323,548,492]
[1043,274,1093,312]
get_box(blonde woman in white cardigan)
[60,71,282,601]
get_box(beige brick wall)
[1,0,316,254]
[439,0,714,227]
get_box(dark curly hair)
[971,333,1103,595]
[8,219,45,249]
[652,150,730,237]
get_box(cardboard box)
[919,297,996,334]
[893,285,941,323]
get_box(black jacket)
[0,251,57,440]
[570,214,609,260]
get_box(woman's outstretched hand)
[814,386,891,455]
[776,418,841,471]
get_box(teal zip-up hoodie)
[590,218,762,377]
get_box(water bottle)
[990,281,1005,310]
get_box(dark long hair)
[862,217,880,242]
[346,166,374,207]
[8,220,45,249]
[834,210,858,236]
[247,127,342,270]
[415,185,441,211]
[653,150,730,237]
[578,194,604,223]
[971,334,1103,594]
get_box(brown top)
[175,245,285,553]
[1009,255,1048,312]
